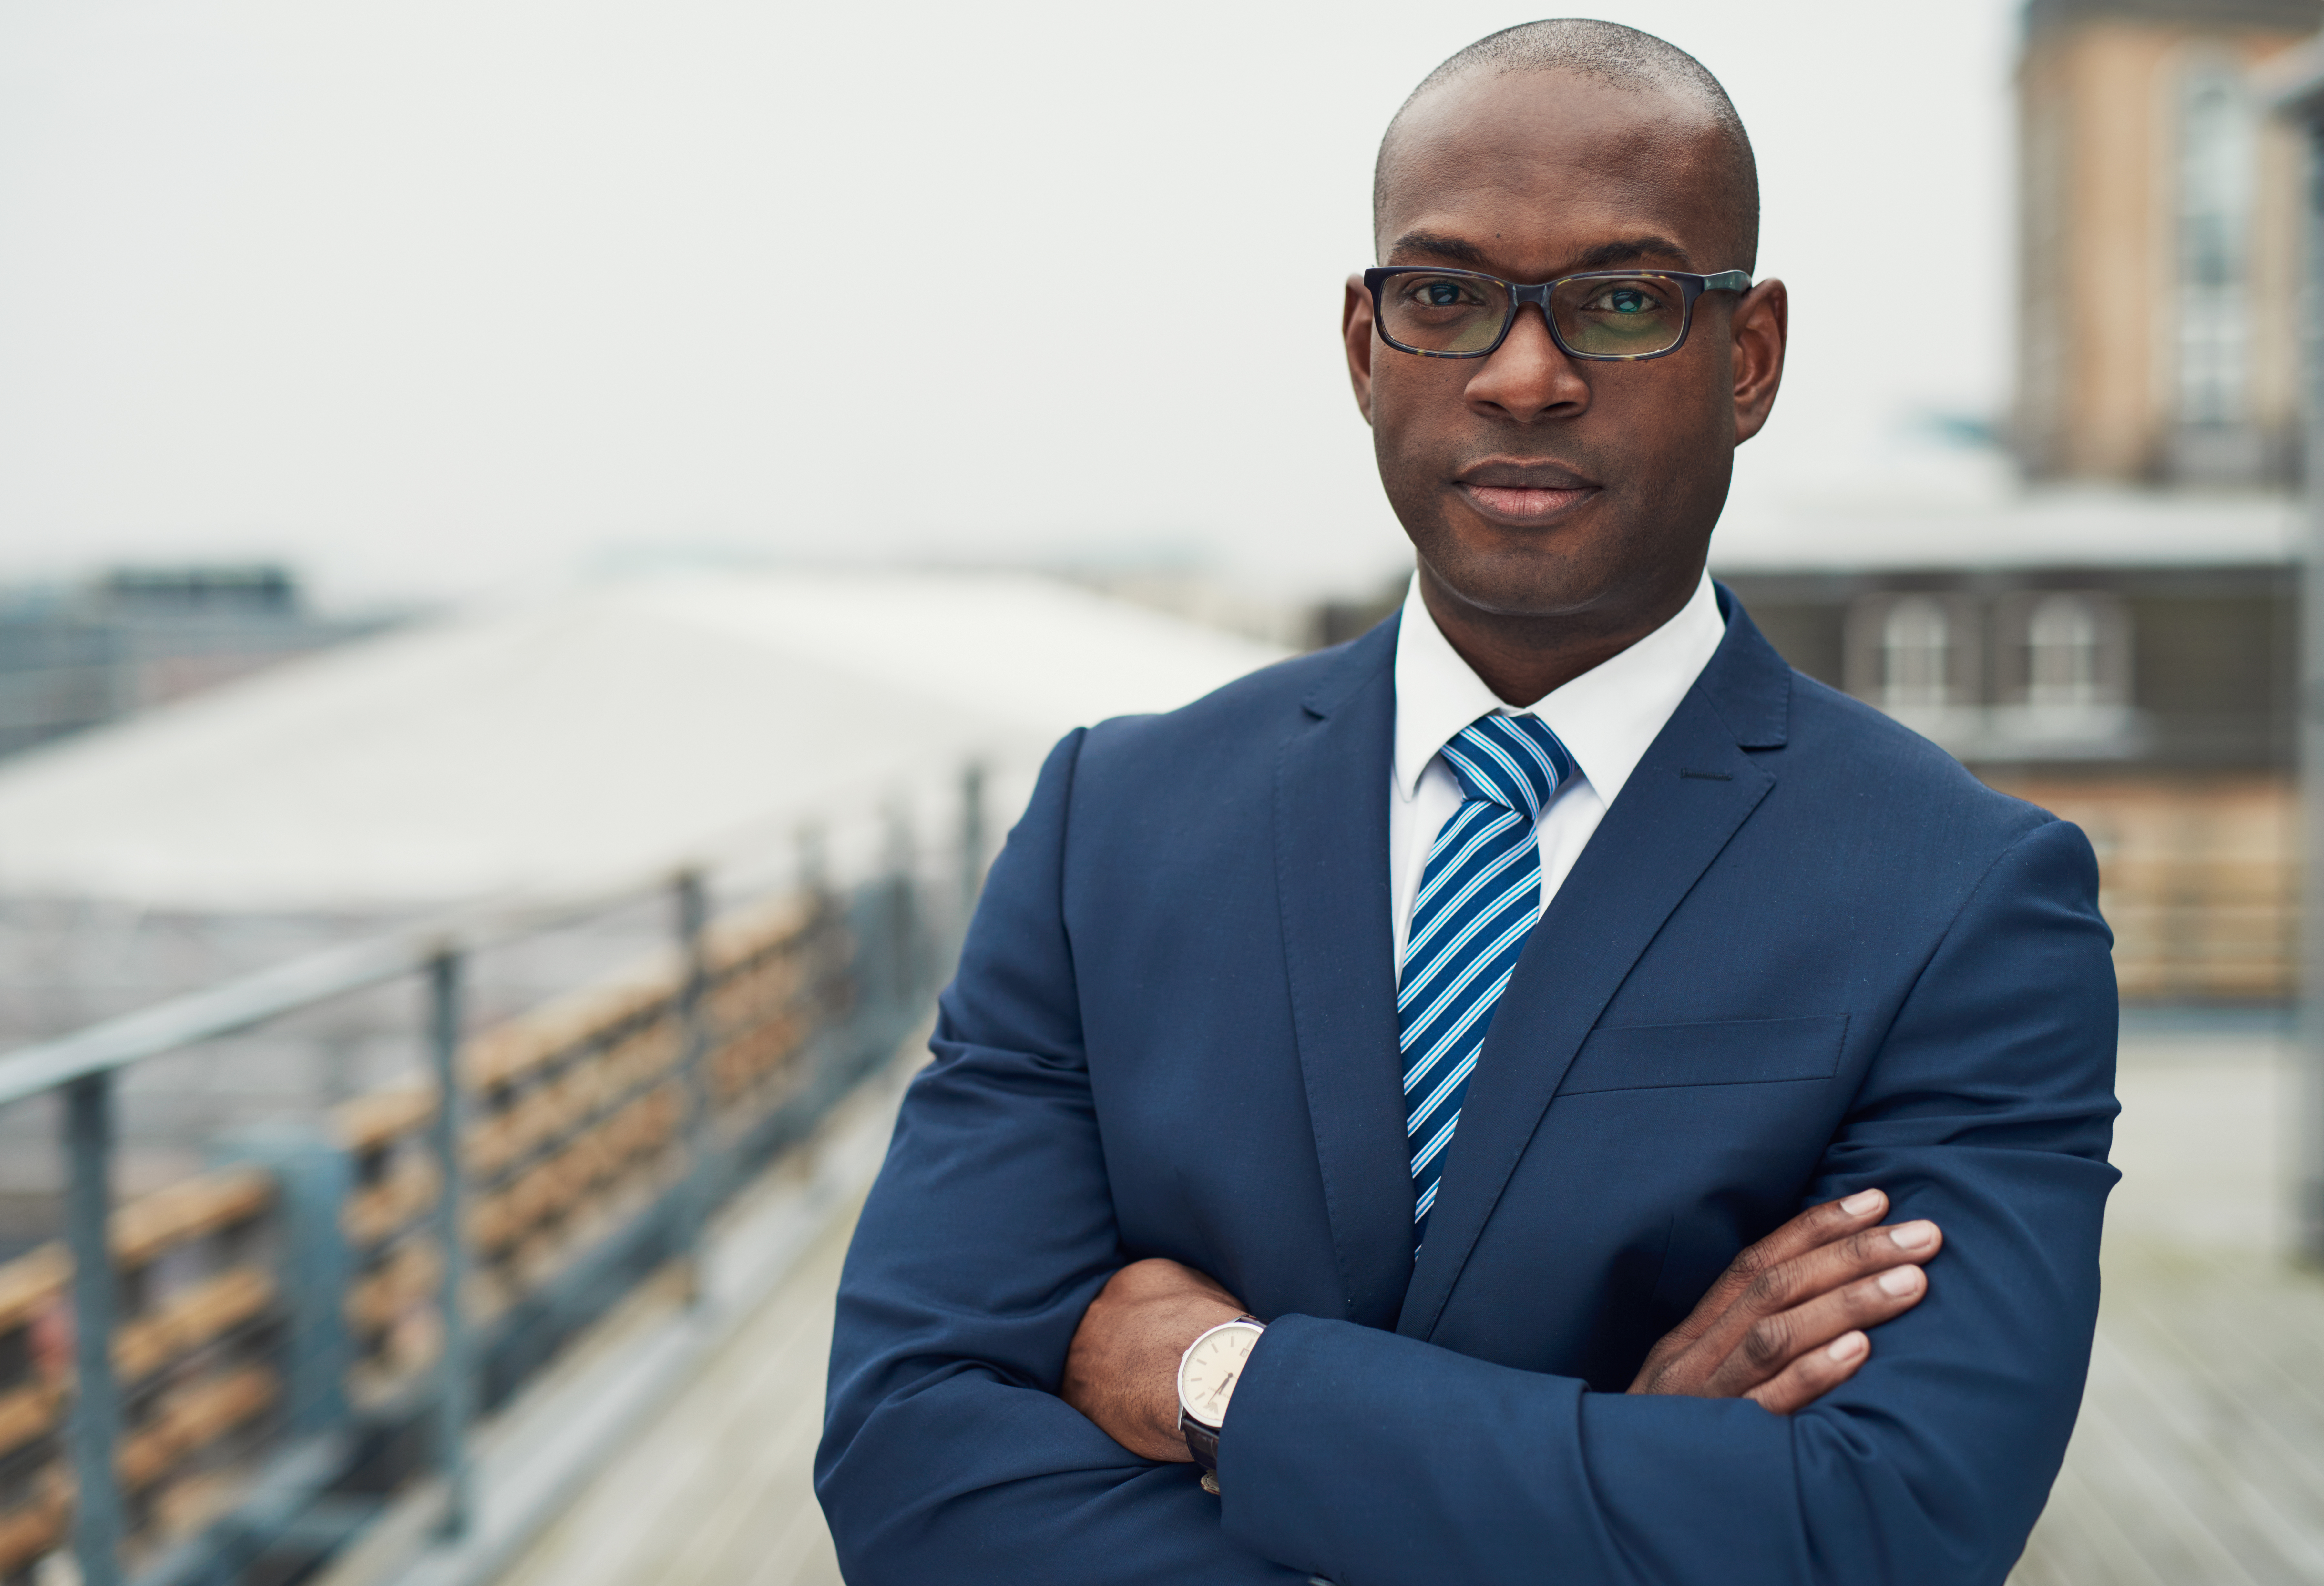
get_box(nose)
[1463,303,1590,425]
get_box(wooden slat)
[462,890,823,1097]
[349,1309,442,1412]
[467,975,678,1094]
[0,1244,68,1335]
[472,1086,678,1259]
[117,1363,277,1493]
[0,1379,64,1462]
[113,1266,275,1384]
[703,892,815,976]
[345,1239,440,1336]
[343,1153,440,1250]
[0,1467,69,1579]
[0,1171,274,1353]
[334,1081,437,1156]
[111,1167,272,1270]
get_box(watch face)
[1177,1321,1263,1427]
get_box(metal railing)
[0,772,980,1586]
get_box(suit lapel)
[1274,621,1414,1328]
[1394,598,1793,1339]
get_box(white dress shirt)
[1390,571,1728,972]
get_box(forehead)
[1377,70,1727,272]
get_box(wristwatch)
[1177,1315,1265,1494]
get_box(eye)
[1585,284,1663,315]
[1400,276,1484,309]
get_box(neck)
[1417,564,1703,706]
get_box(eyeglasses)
[1362,266,1752,362]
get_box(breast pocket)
[1558,1014,1850,1094]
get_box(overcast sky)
[0,1,2021,608]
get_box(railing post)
[2301,111,2324,1266]
[65,1071,124,1586]
[674,870,713,1303]
[218,1126,353,1438]
[958,762,986,953]
[426,950,473,1536]
[885,805,917,1011]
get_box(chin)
[1432,559,1617,622]
[1418,526,1617,620]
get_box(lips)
[1454,461,1600,523]
[1461,483,1594,518]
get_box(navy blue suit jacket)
[818,593,2118,1585]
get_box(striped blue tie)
[1400,712,1576,1243]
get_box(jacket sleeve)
[815,729,1310,1585]
[1216,816,2119,1586]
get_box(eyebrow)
[1384,231,1697,275]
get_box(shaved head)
[1375,20,1760,271]
[1343,19,1789,702]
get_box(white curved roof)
[0,571,1288,910]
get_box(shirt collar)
[1391,569,1727,805]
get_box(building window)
[1990,589,2135,755]
[1998,590,2128,715]
[1879,596,1953,712]
[1846,593,1982,752]
[2025,593,2103,710]
[2176,56,2255,429]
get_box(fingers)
[1695,1190,1891,1316]
[1740,1188,1892,1273]
[1736,1218,1943,1322]
[1631,1201,1945,1398]
[1662,1189,1894,1353]
[1705,1256,1932,1398]
[1746,1330,1871,1415]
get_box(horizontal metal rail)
[0,873,704,1109]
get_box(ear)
[1731,278,1787,445]
[1343,275,1377,426]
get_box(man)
[818,20,2116,1586]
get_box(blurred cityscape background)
[0,0,2320,1582]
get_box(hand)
[1062,1258,1246,1461]
[1628,1188,1941,1413]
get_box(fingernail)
[1841,1189,1883,1215]
[1889,1221,1936,1251]
[1877,1266,1922,1297]
[1827,1331,1868,1362]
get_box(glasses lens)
[1551,274,1687,357]
[1377,272,1511,354]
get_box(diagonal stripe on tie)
[1400,712,1575,1247]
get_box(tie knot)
[1440,713,1575,820]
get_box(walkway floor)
[2013,1029,2324,1585]
[483,1026,2321,1586]
[488,1188,856,1586]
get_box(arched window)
[1880,597,1952,711]
[2025,593,2102,710]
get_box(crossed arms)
[1063,1188,1945,1465]
[816,738,2119,1586]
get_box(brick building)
[1711,0,2319,1003]
[2015,0,2320,486]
